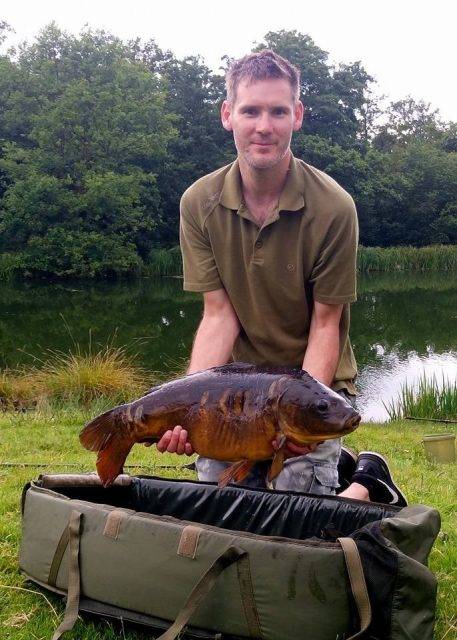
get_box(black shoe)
[351,451,408,507]
[337,446,358,493]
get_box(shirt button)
[255,240,263,249]
[286,263,295,272]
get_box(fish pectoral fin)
[217,460,254,488]
[268,446,286,482]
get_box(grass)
[143,246,183,277]
[357,245,457,273]
[0,345,152,409]
[2,245,457,280]
[144,245,457,277]
[386,375,457,422]
[0,407,455,639]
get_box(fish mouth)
[287,412,361,444]
[346,413,361,428]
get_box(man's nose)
[256,112,273,133]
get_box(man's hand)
[272,435,323,459]
[151,425,194,456]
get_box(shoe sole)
[359,451,408,506]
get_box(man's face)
[221,78,304,170]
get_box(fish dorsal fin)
[217,460,254,488]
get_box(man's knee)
[271,456,338,495]
[196,457,229,482]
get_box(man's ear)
[293,100,304,132]
[221,100,233,131]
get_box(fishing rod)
[0,461,196,470]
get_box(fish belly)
[186,412,276,462]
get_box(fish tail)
[79,405,135,487]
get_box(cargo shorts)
[196,389,357,495]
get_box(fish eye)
[315,399,329,412]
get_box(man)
[155,50,406,506]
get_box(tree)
[137,45,234,243]
[254,30,374,147]
[373,98,444,150]
[0,25,176,275]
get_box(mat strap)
[338,537,372,639]
[157,546,262,640]
[51,510,82,640]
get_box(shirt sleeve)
[179,198,223,292]
[309,199,359,304]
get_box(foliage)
[385,375,457,421]
[0,25,456,278]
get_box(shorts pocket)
[309,464,339,495]
[272,458,338,495]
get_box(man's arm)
[282,300,343,458]
[302,300,343,386]
[156,289,240,454]
[186,289,240,374]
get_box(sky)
[2,0,457,121]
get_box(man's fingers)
[175,428,189,455]
[166,425,182,453]
[156,430,173,453]
[155,426,194,455]
[271,438,324,459]
[286,442,312,455]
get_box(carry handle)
[156,546,261,640]
[338,537,372,640]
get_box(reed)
[358,245,457,273]
[385,375,457,421]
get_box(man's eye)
[272,108,287,116]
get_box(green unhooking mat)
[19,474,440,640]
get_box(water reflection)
[357,350,457,422]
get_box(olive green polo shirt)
[180,155,358,393]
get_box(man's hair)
[225,50,300,103]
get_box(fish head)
[277,374,361,443]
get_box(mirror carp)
[80,363,361,488]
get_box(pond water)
[1,272,456,422]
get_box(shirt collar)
[219,155,306,213]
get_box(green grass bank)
[1,244,457,280]
[122,244,457,277]
[0,407,455,639]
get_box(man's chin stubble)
[243,152,286,171]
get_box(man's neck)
[239,151,291,206]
